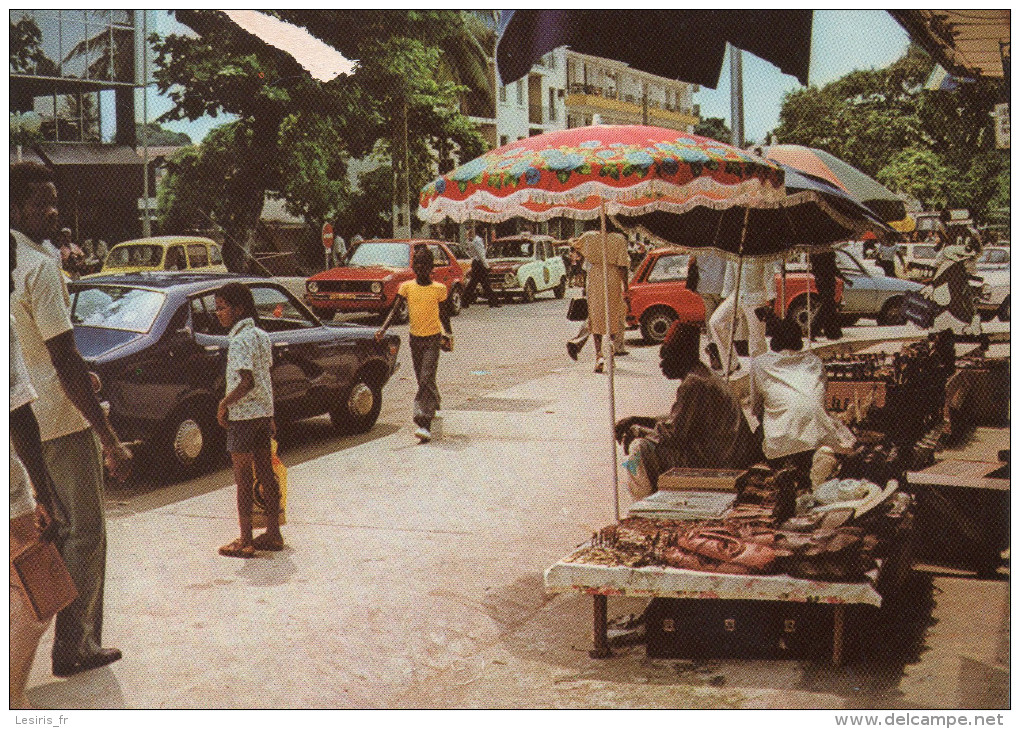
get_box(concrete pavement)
[22,323,1009,709]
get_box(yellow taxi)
[88,236,227,277]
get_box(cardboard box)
[657,467,746,492]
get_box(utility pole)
[729,43,745,147]
[141,9,151,237]
[392,97,412,238]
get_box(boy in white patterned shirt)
[215,282,282,558]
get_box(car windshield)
[489,240,533,258]
[646,254,689,282]
[979,248,1009,264]
[346,242,410,268]
[71,286,165,333]
[106,244,163,267]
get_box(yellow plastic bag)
[252,439,287,527]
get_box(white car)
[485,235,568,303]
[975,247,1010,321]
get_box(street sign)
[993,103,1009,149]
[322,222,334,249]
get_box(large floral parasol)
[420,125,803,520]
[419,125,786,230]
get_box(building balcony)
[564,92,699,127]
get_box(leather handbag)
[567,297,588,322]
[673,527,782,574]
[12,540,79,622]
[903,290,943,329]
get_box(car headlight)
[307,281,319,293]
[371,281,382,294]
[504,272,516,286]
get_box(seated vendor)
[749,318,856,488]
[615,322,762,499]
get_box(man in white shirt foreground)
[10,161,133,678]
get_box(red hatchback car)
[305,239,465,323]
[626,247,842,343]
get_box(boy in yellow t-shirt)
[376,245,452,442]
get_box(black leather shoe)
[567,341,580,360]
[54,647,122,677]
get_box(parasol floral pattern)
[419,125,787,224]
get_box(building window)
[548,88,557,122]
[500,135,509,146]
[499,84,507,103]
[517,80,524,106]
[9,9,136,83]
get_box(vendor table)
[544,551,882,665]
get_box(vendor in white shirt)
[749,318,856,488]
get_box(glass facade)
[10,9,135,83]
[10,9,138,143]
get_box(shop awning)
[889,10,1010,80]
[37,143,144,166]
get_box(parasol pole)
[724,207,751,381]
[780,258,787,318]
[600,202,620,521]
[806,254,813,348]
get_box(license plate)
[329,292,358,300]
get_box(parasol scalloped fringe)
[418,176,785,224]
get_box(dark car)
[68,272,401,478]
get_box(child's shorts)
[226,416,272,453]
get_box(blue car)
[68,273,400,478]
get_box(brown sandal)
[218,539,257,558]
[252,533,284,551]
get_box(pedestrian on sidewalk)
[708,256,777,374]
[566,226,630,371]
[9,236,62,708]
[11,161,132,678]
[214,282,283,558]
[376,245,452,443]
[461,226,501,308]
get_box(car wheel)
[640,306,678,344]
[449,284,463,316]
[523,279,537,303]
[786,296,820,336]
[158,401,222,478]
[553,277,567,299]
[877,296,906,326]
[330,372,382,435]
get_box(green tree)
[136,122,192,146]
[774,43,1008,223]
[152,10,486,266]
[694,117,732,144]
[876,147,952,210]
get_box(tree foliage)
[150,10,486,269]
[774,44,1008,222]
[694,117,732,144]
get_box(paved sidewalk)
[23,328,1009,709]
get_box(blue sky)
[137,10,912,145]
[697,10,911,142]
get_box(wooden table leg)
[590,594,611,659]
[832,605,845,666]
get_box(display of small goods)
[566,466,912,583]
[824,332,956,461]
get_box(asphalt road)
[104,285,598,512]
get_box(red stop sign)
[322,222,334,249]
